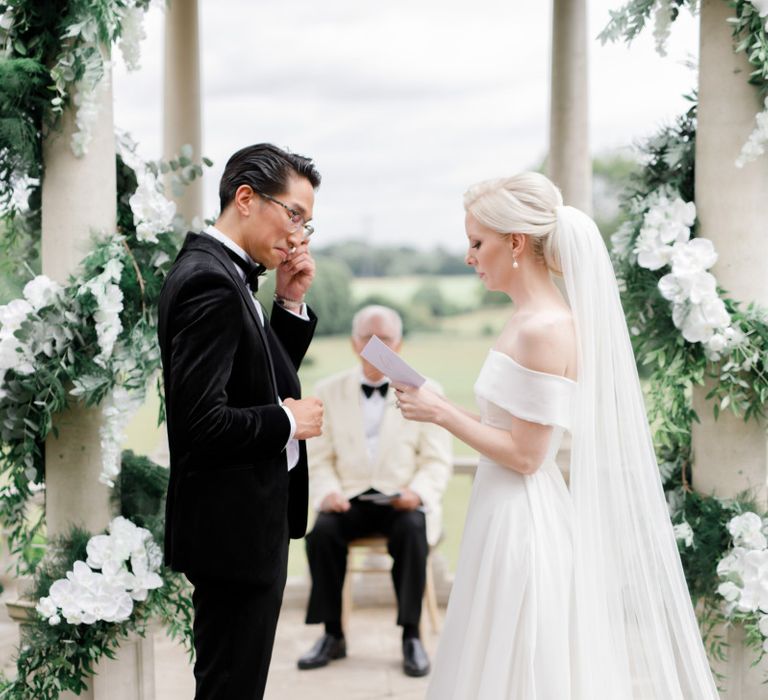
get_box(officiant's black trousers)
[189,536,289,700]
[304,498,428,628]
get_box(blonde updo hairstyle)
[463,172,564,275]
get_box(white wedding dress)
[426,349,576,700]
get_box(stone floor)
[0,581,438,699]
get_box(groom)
[158,143,324,699]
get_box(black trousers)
[304,497,428,628]
[189,535,289,700]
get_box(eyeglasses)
[255,190,314,239]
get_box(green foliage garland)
[612,100,768,663]
[0,452,193,700]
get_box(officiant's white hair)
[463,172,564,274]
[352,305,403,341]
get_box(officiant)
[297,304,452,678]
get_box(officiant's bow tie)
[362,382,389,399]
[222,246,267,291]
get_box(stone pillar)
[35,61,155,700]
[693,0,768,695]
[41,70,117,538]
[163,0,203,222]
[548,0,592,214]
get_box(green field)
[352,274,483,310]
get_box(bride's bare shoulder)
[496,310,576,380]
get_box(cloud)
[112,1,699,251]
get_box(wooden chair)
[341,536,441,635]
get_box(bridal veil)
[555,205,719,699]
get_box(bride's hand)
[393,383,445,424]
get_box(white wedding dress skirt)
[427,350,576,700]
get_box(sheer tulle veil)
[554,205,719,698]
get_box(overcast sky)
[113,1,700,252]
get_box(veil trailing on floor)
[555,205,719,699]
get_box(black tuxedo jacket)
[158,232,316,585]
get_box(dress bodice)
[474,349,574,433]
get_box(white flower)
[718,581,741,603]
[99,385,145,486]
[653,0,674,57]
[673,295,731,343]
[610,221,636,261]
[0,298,33,331]
[633,192,695,271]
[22,275,63,312]
[38,517,163,626]
[752,0,768,16]
[728,512,767,550]
[706,333,728,355]
[673,521,694,548]
[129,177,176,244]
[80,257,125,367]
[658,270,717,305]
[759,614,768,637]
[669,239,718,276]
[0,8,14,32]
[736,97,768,168]
[36,595,58,621]
[118,6,146,71]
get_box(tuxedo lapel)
[341,371,369,467]
[182,232,280,396]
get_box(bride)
[393,172,719,699]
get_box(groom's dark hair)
[219,143,321,212]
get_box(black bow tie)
[362,382,389,399]
[222,246,267,291]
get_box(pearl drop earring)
[512,257,519,269]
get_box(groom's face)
[243,174,315,269]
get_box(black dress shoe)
[402,638,430,677]
[297,634,347,670]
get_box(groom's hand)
[275,240,315,302]
[284,397,324,439]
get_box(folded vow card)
[360,336,426,388]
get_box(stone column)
[34,60,155,700]
[693,0,768,695]
[41,71,117,539]
[548,0,592,214]
[163,0,203,222]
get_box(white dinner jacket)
[307,367,453,545]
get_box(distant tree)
[315,240,471,277]
[411,281,458,317]
[353,293,437,335]
[305,256,355,336]
[255,255,354,336]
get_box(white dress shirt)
[203,226,306,471]
[359,370,390,464]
